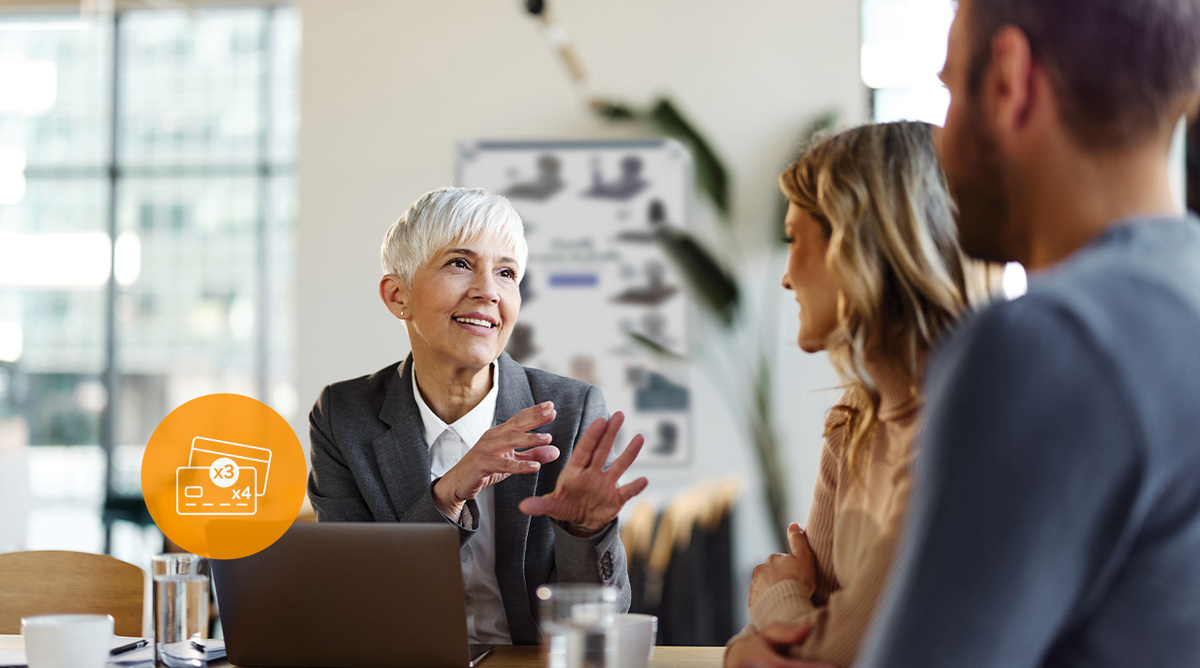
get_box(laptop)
[212,523,494,668]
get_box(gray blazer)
[307,352,631,644]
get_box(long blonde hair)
[779,121,985,476]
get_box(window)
[861,0,1026,297]
[861,0,953,125]
[0,7,298,564]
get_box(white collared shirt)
[411,362,512,645]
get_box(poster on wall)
[456,139,693,468]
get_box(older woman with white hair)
[308,186,648,645]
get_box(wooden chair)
[0,550,148,637]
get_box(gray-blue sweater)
[859,218,1200,666]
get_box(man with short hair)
[856,0,1200,665]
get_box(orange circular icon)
[141,394,306,559]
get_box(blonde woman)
[726,121,990,668]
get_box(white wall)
[296,0,865,624]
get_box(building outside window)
[0,6,298,566]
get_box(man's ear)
[379,274,410,321]
[986,26,1038,142]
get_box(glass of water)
[151,553,209,668]
[538,584,618,668]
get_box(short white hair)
[381,187,528,287]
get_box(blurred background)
[0,0,1192,641]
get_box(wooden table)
[0,635,724,667]
[424,645,721,667]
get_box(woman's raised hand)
[432,401,562,521]
[517,411,648,535]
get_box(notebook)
[212,523,492,668]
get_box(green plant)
[606,101,841,551]
[525,1,837,551]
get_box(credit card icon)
[176,466,258,515]
[188,437,272,497]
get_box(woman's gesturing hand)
[517,411,648,535]
[432,401,563,521]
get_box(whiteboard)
[456,139,693,468]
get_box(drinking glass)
[538,583,618,668]
[151,553,209,668]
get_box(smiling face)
[781,203,841,353]
[387,234,522,373]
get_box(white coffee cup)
[613,613,658,668]
[21,614,114,668]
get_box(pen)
[109,639,149,656]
